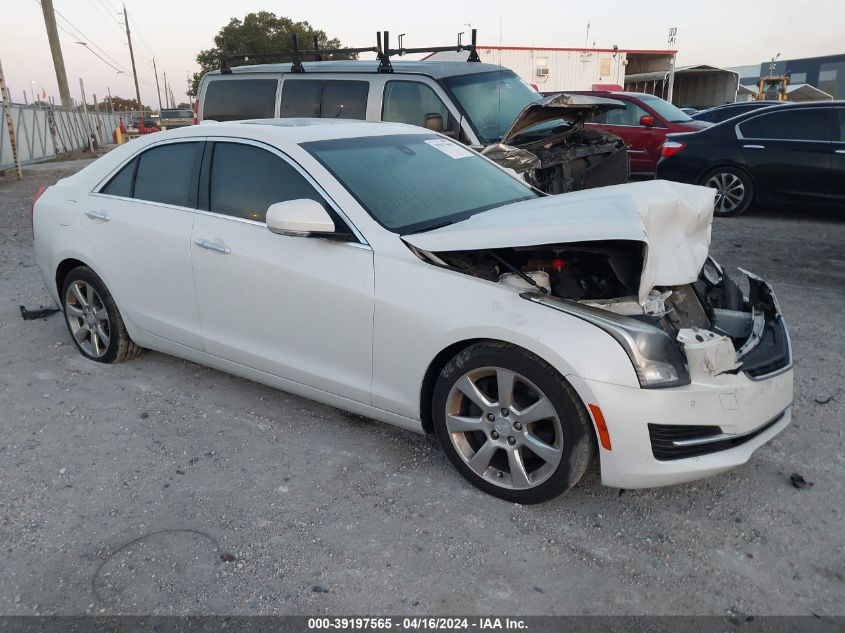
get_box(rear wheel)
[702,167,754,217]
[61,266,143,363]
[432,342,595,503]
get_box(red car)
[558,91,712,177]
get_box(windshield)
[639,95,693,123]
[441,70,543,144]
[161,109,192,118]
[303,133,538,234]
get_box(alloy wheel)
[706,172,746,214]
[444,366,564,490]
[65,280,111,358]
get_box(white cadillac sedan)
[32,120,793,503]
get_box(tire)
[61,266,143,364]
[701,166,754,217]
[432,341,596,503]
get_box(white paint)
[33,119,792,492]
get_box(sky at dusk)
[2,0,842,106]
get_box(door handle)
[85,210,110,221]
[743,144,766,149]
[835,149,845,155]
[194,238,231,254]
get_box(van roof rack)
[220,29,480,74]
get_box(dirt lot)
[0,161,843,616]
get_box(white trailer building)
[425,45,676,92]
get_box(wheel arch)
[418,337,596,438]
[55,257,91,299]
[696,162,758,199]
[419,338,486,434]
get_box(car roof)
[570,91,662,100]
[205,60,508,79]
[151,118,433,144]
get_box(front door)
[190,140,374,404]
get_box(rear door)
[737,106,833,205]
[86,140,204,348]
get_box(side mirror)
[639,115,656,127]
[266,199,335,237]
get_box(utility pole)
[152,57,163,111]
[40,0,71,106]
[666,27,678,104]
[123,4,142,111]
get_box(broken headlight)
[522,293,690,389]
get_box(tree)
[103,96,151,112]
[189,12,357,95]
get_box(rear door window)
[208,142,346,229]
[203,79,277,121]
[280,80,368,120]
[739,108,833,141]
[133,142,202,207]
[100,158,137,197]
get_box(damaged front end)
[482,93,629,194]
[403,180,791,389]
[412,240,791,388]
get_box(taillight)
[661,141,686,158]
[31,185,48,237]
[192,100,198,125]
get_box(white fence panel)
[1,103,141,170]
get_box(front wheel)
[432,342,596,503]
[702,167,754,217]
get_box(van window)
[203,79,277,121]
[280,80,368,120]
[382,81,459,138]
[133,142,202,207]
[280,80,322,117]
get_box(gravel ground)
[0,161,843,616]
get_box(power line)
[38,0,130,73]
[87,0,125,42]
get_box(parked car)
[159,108,194,129]
[680,107,699,116]
[32,120,793,502]
[130,118,160,134]
[657,101,845,216]
[195,61,629,194]
[559,91,712,176]
[691,101,791,124]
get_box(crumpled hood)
[403,180,716,303]
[500,92,625,144]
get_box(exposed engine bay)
[411,242,791,382]
[481,93,630,194]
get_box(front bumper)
[571,369,793,489]
[568,270,794,489]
